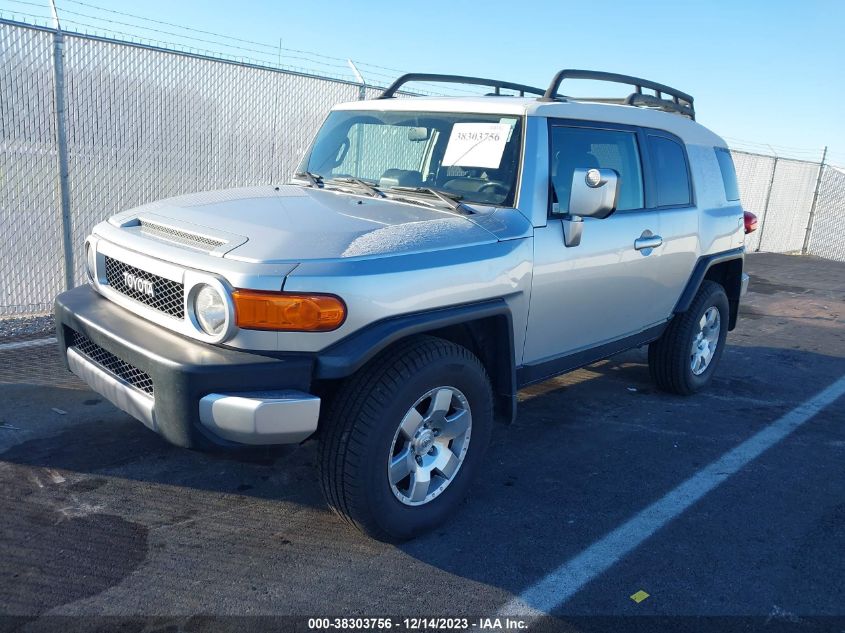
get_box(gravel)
[0,314,55,342]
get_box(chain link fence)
[807,165,845,262]
[1,23,65,316]
[2,19,844,316]
[730,151,826,255]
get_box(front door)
[522,121,670,367]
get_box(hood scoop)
[118,212,248,256]
[138,218,226,250]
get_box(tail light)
[744,211,758,234]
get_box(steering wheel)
[478,182,509,195]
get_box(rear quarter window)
[715,147,740,201]
[648,136,692,207]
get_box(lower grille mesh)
[68,330,154,396]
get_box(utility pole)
[802,146,828,255]
[50,0,74,290]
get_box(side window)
[714,147,740,201]
[649,136,691,207]
[550,126,643,213]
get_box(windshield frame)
[297,110,526,209]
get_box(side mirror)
[553,167,620,247]
[569,168,620,219]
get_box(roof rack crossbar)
[541,69,695,119]
[378,73,546,99]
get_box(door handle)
[634,233,663,251]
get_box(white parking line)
[500,374,845,617]
[0,337,56,352]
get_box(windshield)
[298,110,524,207]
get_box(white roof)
[333,95,725,147]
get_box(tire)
[318,335,494,542]
[648,280,729,395]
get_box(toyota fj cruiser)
[55,70,750,541]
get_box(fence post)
[754,155,778,253]
[347,59,366,100]
[802,146,827,255]
[50,22,74,289]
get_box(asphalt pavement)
[0,252,843,632]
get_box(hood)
[109,185,501,263]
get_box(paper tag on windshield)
[442,123,511,169]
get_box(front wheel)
[318,336,493,541]
[648,280,729,395]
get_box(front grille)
[104,256,184,319]
[138,219,226,251]
[68,331,154,396]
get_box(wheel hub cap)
[690,306,721,376]
[413,429,436,456]
[387,386,472,506]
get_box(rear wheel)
[648,280,729,395]
[318,336,493,541]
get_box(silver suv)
[55,70,749,541]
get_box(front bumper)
[55,285,319,449]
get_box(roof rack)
[541,69,695,119]
[378,73,546,99]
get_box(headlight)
[193,284,227,335]
[85,241,96,282]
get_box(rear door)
[522,120,670,367]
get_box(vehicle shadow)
[0,342,843,612]
[0,343,328,512]
[0,402,327,508]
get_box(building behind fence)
[2,19,843,316]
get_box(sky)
[3,0,844,165]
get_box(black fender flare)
[316,297,514,377]
[314,298,517,421]
[674,247,745,328]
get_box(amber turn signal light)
[232,290,346,332]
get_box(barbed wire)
[824,149,845,165]
[4,0,352,70]
[724,135,827,163]
[723,136,824,153]
[59,0,410,76]
[0,12,491,97]
[54,0,487,91]
[4,1,839,127]
[0,10,364,81]
[728,147,825,163]
[726,142,823,157]
[0,0,485,95]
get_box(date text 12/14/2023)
[307,617,529,630]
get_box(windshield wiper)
[326,176,385,198]
[294,171,324,188]
[388,186,473,214]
